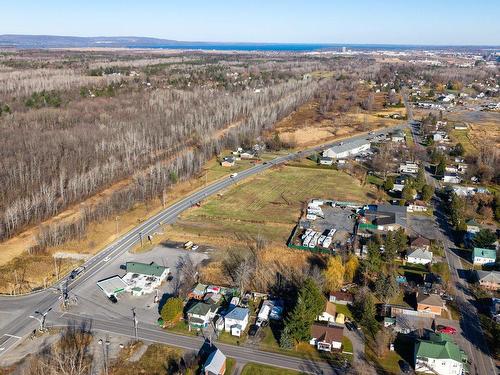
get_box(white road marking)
[3,334,21,339]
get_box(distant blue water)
[129,43,496,52]
[131,43,333,52]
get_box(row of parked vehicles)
[301,228,336,249]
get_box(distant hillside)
[0,34,189,48]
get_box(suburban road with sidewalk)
[0,125,403,372]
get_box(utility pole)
[139,232,143,247]
[53,256,59,280]
[115,216,119,236]
[98,338,110,375]
[132,308,138,341]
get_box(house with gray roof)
[203,347,226,375]
[476,270,500,291]
[407,247,433,265]
[322,139,371,159]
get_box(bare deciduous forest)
[0,49,497,255]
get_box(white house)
[408,201,428,212]
[407,248,433,265]
[399,162,419,174]
[224,307,249,337]
[203,348,226,375]
[472,247,497,266]
[414,333,465,375]
[443,174,461,184]
[187,301,220,330]
[323,140,371,159]
[319,156,334,165]
[317,301,337,323]
[391,130,406,143]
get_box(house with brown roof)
[317,301,337,323]
[309,323,344,352]
[328,291,353,305]
[411,236,431,251]
[417,293,445,316]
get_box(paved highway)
[0,125,403,368]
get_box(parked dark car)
[108,295,118,304]
[400,360,411,374]
[248,325,259,337]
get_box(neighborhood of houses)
[86,111,499,375]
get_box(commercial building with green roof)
[125,261,168,277]
[415,333,467,375]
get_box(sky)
[1,0,499,45]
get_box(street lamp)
[29,308,52,331]
[98,338,110,375]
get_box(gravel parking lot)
[68,244,209,326]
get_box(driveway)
[344,328,376,375]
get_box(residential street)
[48,312,341,375]
[408,117,496,375]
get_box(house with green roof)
[465,219,480,234]
[186,300,220,330]
[472,247,497,266]
[415,333,467,375]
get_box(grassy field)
[241,363,302,375]
[168,164,378,247]
[342,336,353,354]
[108,343,185,375]
[448,129,476,155]
[365,334,414,374]
[404,127,414,146]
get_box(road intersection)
[0,125,403,373]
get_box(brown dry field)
[414,109,500,152]
[275,92,405,147]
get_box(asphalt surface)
[49,312,341,374]
[408,118,496,375]
[0,125,403,370]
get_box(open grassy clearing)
[448,129,476,155]
[167,164,378,247]
[241,363,302,375]
[108,343,185,375]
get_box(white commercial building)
[322,140,371,159]
[122,261,169,295]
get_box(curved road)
[0,125,403,368]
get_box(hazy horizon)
[1,0,499,45]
